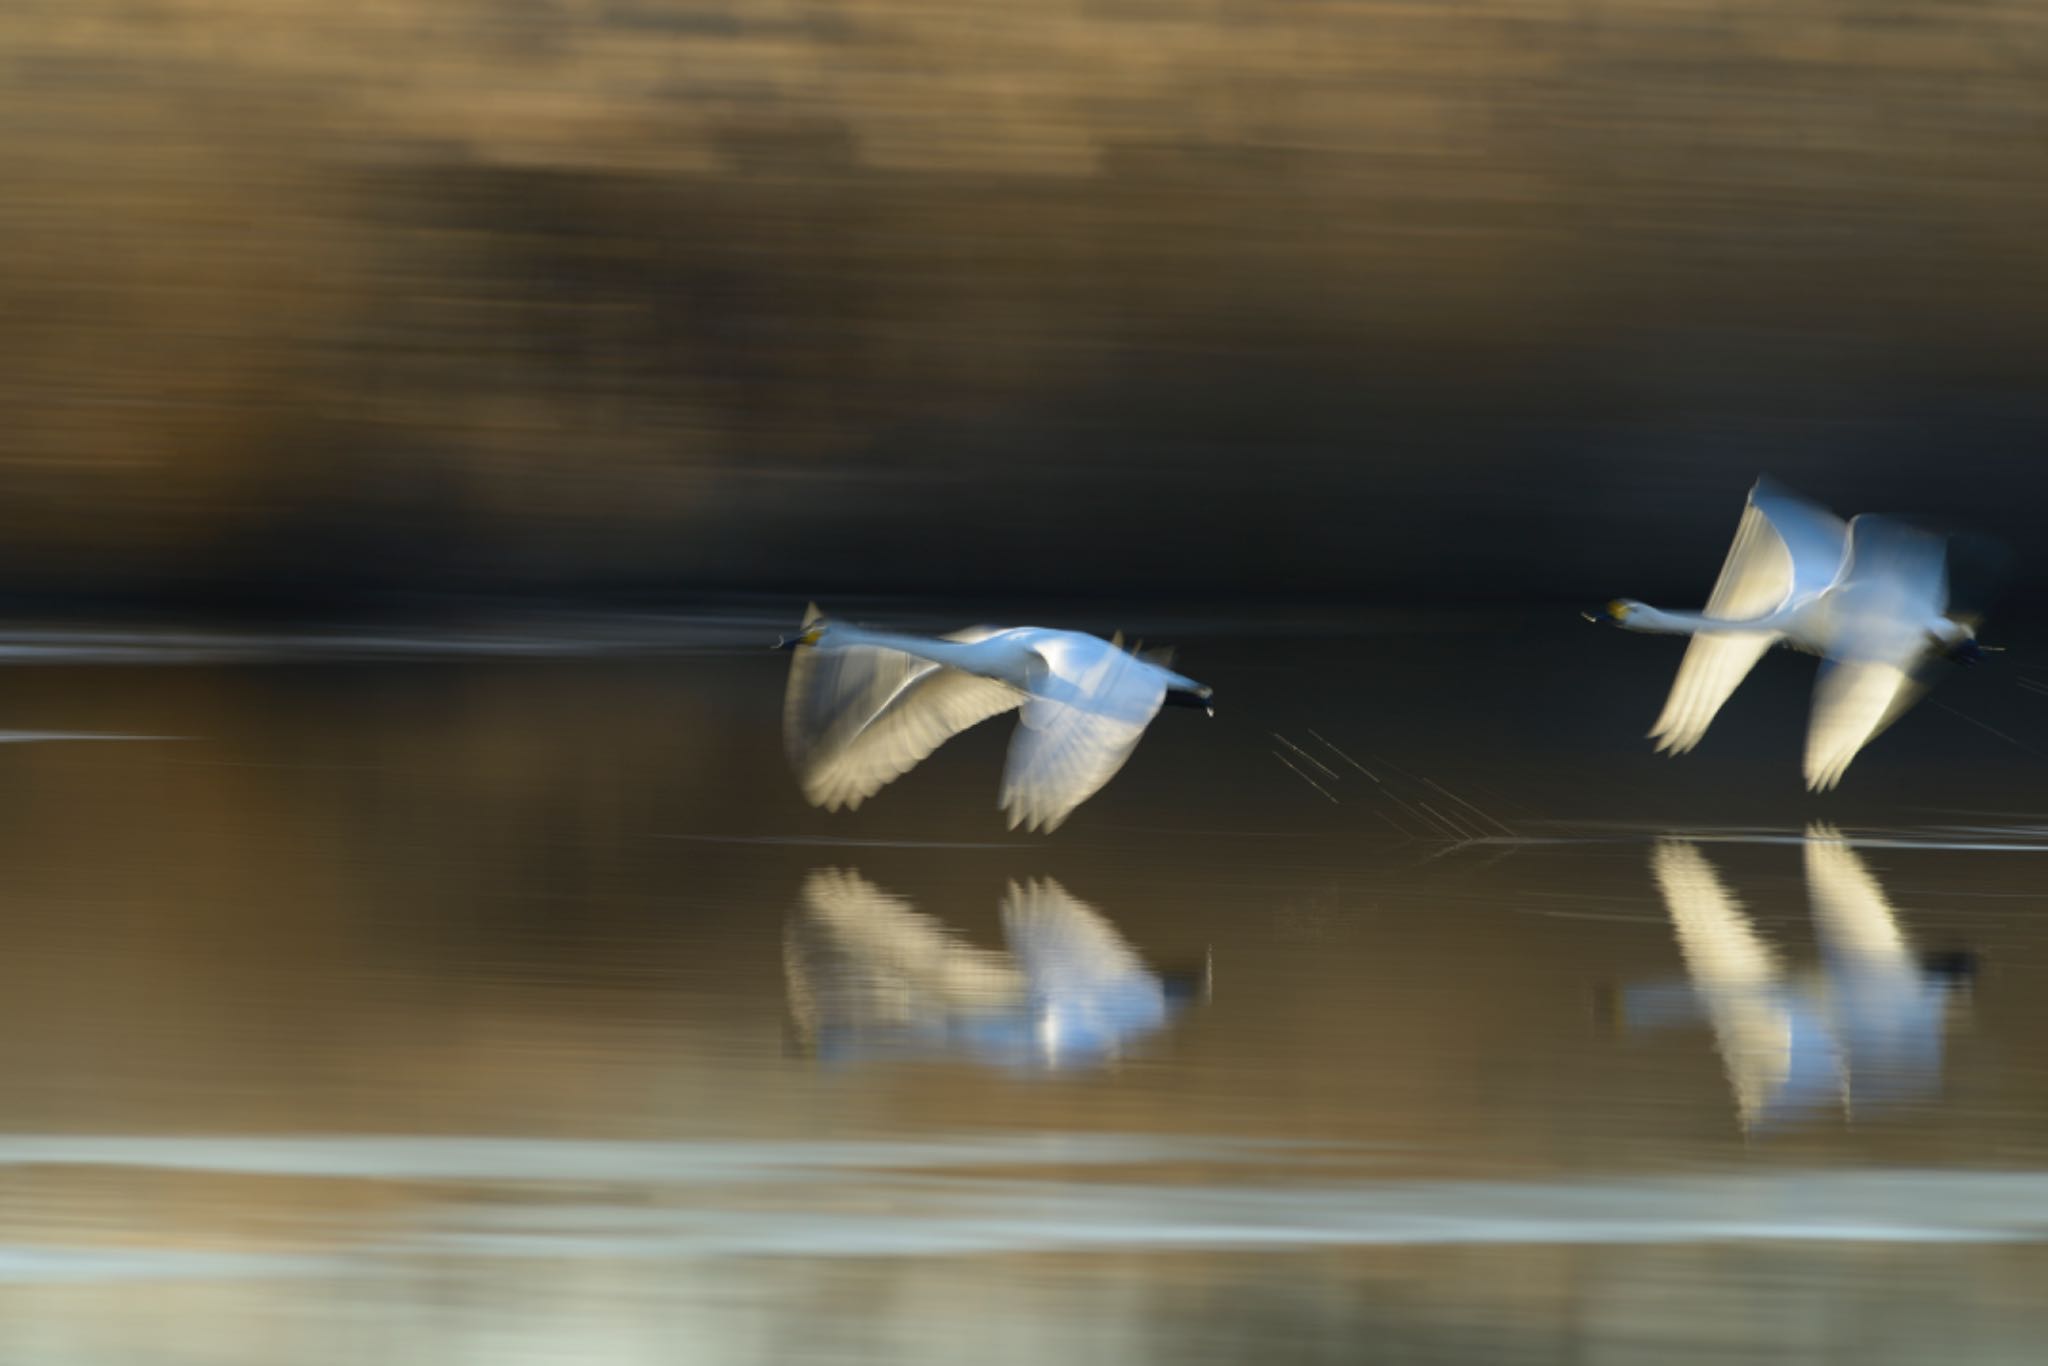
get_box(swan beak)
[1583,601,1630,625]
[774,627,825,650]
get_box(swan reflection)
[784,869,1208,1070]
[1619,826,1975,1130]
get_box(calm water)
[5,607,2048,1363]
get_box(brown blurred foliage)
[3,0,2046,601]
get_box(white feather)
[783,614,1207,830]
[1615,479,1971,790]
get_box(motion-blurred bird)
[782,869,1209,1070]
[1612,831,1974,1131]
[777,604,1213,831]
[1593,477,1986,790]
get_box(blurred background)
[3,0,2045,610]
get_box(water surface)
[4,608,2048,1362]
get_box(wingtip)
[1809,749,1856,791]
[1804,766,1844,794]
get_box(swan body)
[779,604,1213,831]
[782,869,1207,1070]
[1597,477,1981,790]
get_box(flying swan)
[1595,477,1985,790]
[777,605,1214,831]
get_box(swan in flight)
[1594,477,1985,790]
[778,604,1214,831]
[1613,831,1974,1130]
[782,869,1209,1070]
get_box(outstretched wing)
[998,636,1169,833]
[1650,630,1778,755]
[1799,516,1955,791]
[1650,478,1849,754]
[1834,514,1951,625]
[1803,659,1924,792]
[783,628,1024,811]
[1000,699,1157,833]
[1749,477,1856,596]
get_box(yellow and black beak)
[1582,599,1633,626]
[774,624,826,651]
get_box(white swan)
[782,869,1208,1069]
[1596,477,1982,790]
[778,604,1213,831]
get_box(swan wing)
[1799,518,1958,792]
[998,636,1168,832]
[1649,630,1779,755]
[784,627,1025,811]
[1835,514,1950,622]
[1803,657,1924,791]
[1648,479,1847,753]
[1746,477,1853,603]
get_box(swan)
[777,604,1214,831]
[782,869,1209,1070]
[1593,477,1984,790]
[1614,831,1973,1130]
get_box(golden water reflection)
[0,625,2045,1360]
[1618,827,1975,1131]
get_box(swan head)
[1928,617,1987,664]
[1584,599,1641,627]
[1163,684,1215,717]
[773,622,830,651]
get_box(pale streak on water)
[5,609,2048,1362]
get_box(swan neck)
[1626,606,1766,636]
[835,626,984,668]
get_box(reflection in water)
[1622,826,1976,1130]
[784,870,1207,1070]
[5,631,2048,1361]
